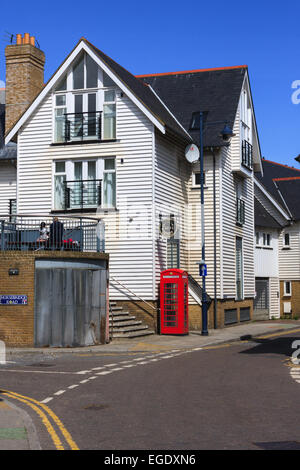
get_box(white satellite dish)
[185,144,199,163]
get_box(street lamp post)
[190,112,234,336]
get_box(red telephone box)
[160,269,189,335]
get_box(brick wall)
[0,251,109,347]
[5,41,45,134]
[116,298,254,332]
[280,280,300,317]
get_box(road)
[1,329,300,450]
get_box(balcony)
[0,215,105,252]
[242,140,253,170]
[64,179,102,211]
[56,112,102,143]
[236,198,245,225]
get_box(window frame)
[192,171,206,188]
[283,232,290,248]
[52,157,116,211]
[283,281,292,297]
[235,236,244,301]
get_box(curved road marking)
[2,389,79,450]
[2,391,65,450]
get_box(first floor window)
[53,158,116,210]
[236,237,243,300]
[103,158,116,208]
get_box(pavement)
[0,398,41,450]
[1,319,299,450]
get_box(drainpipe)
[210,147,218,329]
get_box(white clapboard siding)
[269,277,280,318]
[279,222,300,280]
[17,88,156,300]
[254,229,279,278]
[0,162,17,215]
[187,151,221,302]
[221,136,255,300]
[154,130,190,297]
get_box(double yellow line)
[1,389,79,450]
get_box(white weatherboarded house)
[4,38,263,330]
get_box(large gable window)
[53,53,117,143]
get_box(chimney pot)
[30,36,35,46]
[16,34,22,45]
[24,33,30,44]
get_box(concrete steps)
[109,302,155,339]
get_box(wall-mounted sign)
[8,269,19,276]
[0,295,28,305]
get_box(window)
[256,232,260,245]
[54,161,66,210]
[103,158,116,208]
[192,171,205,187]
[236,237,243,300]
[53,53,119,143]
[262,232,271,247]
[53,158,116,210]
[54,94,67,143]
[284,281,292,297]
[103,90,116,139]
[283,232,290,247]
[9,199,17,223]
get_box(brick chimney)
[5,33,45,134]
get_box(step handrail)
[109,276,156,311]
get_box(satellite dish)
[185,144,199,163]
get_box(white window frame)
[52,54,117,143]
[283,232,290,248]
[192,171,206,188]
[283,281,292,297]
[52,157,116,210]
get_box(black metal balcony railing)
[241,140,253,170]
[64,180,102,210]
[236,198,245,225]
[0,215,105,253]
[64,112,102,142]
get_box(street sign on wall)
[0,295,28,305]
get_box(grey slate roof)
[254,198,283,228]
[86,40,192,142]
[0,103,17,160]
[274,178,300,221]
[255,159,300,222]
[138,67,247,148]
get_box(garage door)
[35,259,107,347]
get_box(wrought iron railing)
[64,111,102,142]
[236,198,245,225]
[64,179,102,210]
[241,140,253,170]
[0,215,105,252]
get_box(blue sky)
[1,0,300,167]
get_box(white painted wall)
[0,161,16,215]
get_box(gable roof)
[137,66,247,148]
[273,177,300,221]
[255,159,300,221]
[5,38,192,144]
[254,197,283,229]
